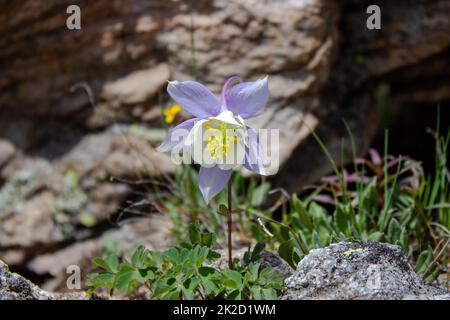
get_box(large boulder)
[282,242,450,300]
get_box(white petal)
[185,119,207,146]
[213,110,241,127]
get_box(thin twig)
[257,218,274,237]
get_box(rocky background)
[0,0,449,294]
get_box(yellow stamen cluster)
[204,120,240,159]
[163,104,182,124]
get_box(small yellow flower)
[163,104,182,124]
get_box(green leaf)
[201,233,215,248]
[151,276,175,298]
[131,246,149,269]
[207,250,221,261]
[182,278,199,300]
[243,249,251,265]
[92,257,110,272]
[185,246,199,267]
[278,239,296,269]
[93,255,119,273]
[424,264,440,282]
[416,249,432,274]
[251,182,271,207]
[399,209,413,227]
[226,289,243,300]
[399,228,408,249]
[262,288,277,300]
[312,231,321,248]
[105,255,120,273]
[248,263,260,282]
[367,231,384,242]
[250,286,262,300]
[188,222,201,245]
[388,218,401,242]
[115,266,141,293]
[200,277,219,296]
[291,195,313,230]
[250,242,265,262]
[181,287,195,300]
[292,247,302,265]
[139,268,155,281]
[163,289,181,300]
[198,266,217,277]
[259,268,283,289]
[150,251,164,268]
[86,272,114,289]
[164,247,180,264]
[279,225,291,242]
[334,206,349,234]
[218,204,228,217]
[222,269,242,289]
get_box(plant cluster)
[87,222,283,299]
[153,127,450,283]
[257,128,449,282]
[88,101,449,298]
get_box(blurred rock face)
[0,0,334,117]
[0,0,449,289]
[1,0,449,185]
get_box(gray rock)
[0,128,174,265]
[0,259,54,300]
[282,242,450,300]
[0,259,89,300]
[101,63,170,105]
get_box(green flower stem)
[228,177,233,269]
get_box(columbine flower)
[163,104,182,124]
[158,76,269,203]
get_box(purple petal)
[343,169,349,184]
[167,80,220,117]
[321,176,339,186]
[314,194,336,205]
[225,77,269,119]
[157,118,199,152]
[346,173,370,184]
[220,76,241,111]
[244,127,266,175]
[387,155,408,169]
[199,166,232,204]
[369,148,381,165]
